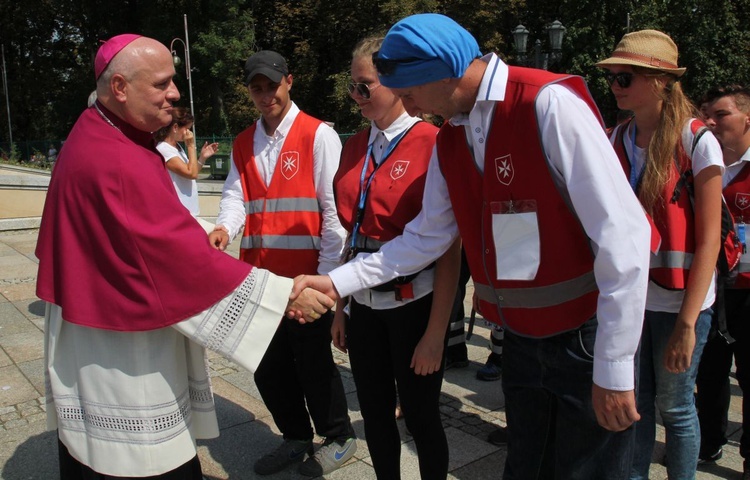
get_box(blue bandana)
[378,13,481,88]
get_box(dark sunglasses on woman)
[347,82,381,99]
[604,72,634,88]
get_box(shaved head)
[95,36,179,132]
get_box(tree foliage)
[2,0,750,147]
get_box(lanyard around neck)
[628,122,646,192]
[349,128,408,249]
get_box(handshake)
[286,274,339,323]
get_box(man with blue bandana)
[293,13,651,478]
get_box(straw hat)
[596,29,686,77]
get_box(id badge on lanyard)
[491,199,540,281]
[738,222,749,260]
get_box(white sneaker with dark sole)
[298,436,358,476]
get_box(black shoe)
[697,446,722,465]
[445,356,469,370]
[476,358,502,381]
[487,427,508,446]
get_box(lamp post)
[170,14,196,137]
[1,44,12,152]
[512,20,566,71]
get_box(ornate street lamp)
[511,24,530,65]
[170,14,196,137]
[511,20,566,70]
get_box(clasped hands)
[286,274,338,324]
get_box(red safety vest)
[334,121,437,242]
[437,67,600,337]
[232,112,322,277]
[724,162,750,288]
[611,118,704,290]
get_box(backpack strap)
[672,123,736,344]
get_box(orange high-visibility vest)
[232,112,323,277]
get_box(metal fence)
[1,133,356,163]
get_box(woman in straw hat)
[596,30,724,479]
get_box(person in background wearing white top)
[208,50,356,477]
[332,36,460,479]
[155,107,218,223]
[696,84,750,479]
[293,13,651,480]
[597,30,724,480]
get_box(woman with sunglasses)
[332,36,460,479]
[597,30,724,480]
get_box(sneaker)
[254,439,313,475]
[476,356,502,381]
[487,427,508,446]
[298,436,358,476]
[697,446,722,465]
[445,356,469,370]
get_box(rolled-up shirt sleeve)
[215,153,247,241]
[312,124,347,275]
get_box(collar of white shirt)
[367,111,419,145]
[449,53,508,127]
[258,101,300,139]
[724,145,750,186]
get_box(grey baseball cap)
[244,50,289,85]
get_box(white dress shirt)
[348,112,436,310]
[330,53,651,391]
[216,102,346,274]
[724,146,750,187]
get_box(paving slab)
[0,226,744,479]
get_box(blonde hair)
[636,66,697,213]
[352,36,383,60]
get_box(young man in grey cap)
[293,13,651,479]
[209,50,356,476]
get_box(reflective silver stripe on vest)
[353,235,386,251]
[240,235,321,250]
[474,271,597,309]
[649,251,694,270]
[245,197,321,215]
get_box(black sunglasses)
[347,82,381,100]
[371,50,423,76]
[604,72,634,88]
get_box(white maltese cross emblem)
[390,160,409,180]
[495,155,514,186]
[280,151,300,180]
[736,193,750,211]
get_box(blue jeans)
[630,309,712,480]
[502,317,636,480]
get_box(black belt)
[352,247,435,292]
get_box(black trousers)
[696,288,750,458]
[347,294,448,480]
[254,311,353,441]
[58,438,203,479]
[445,249,471,359]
